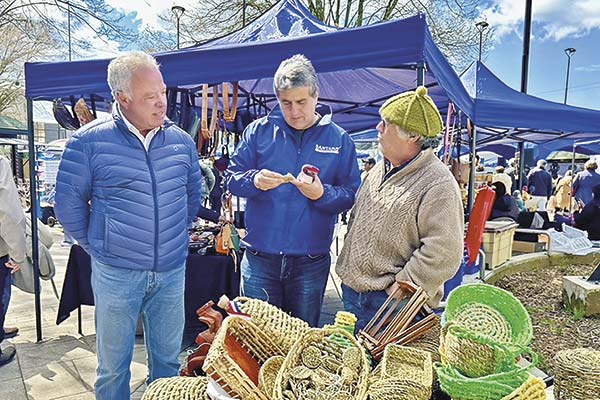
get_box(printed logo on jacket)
[315,144,340,154]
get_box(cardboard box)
[482,221,518,269]
[512,240,547,254]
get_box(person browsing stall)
[54,51,202,399]
[335,87,464,331]
[226,54,361,327]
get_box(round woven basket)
[440,323,518,378]
[443,283,533,350]
[141,376,209,400]
[434,362,531,400]
[274,326,370,400]
[258,355,284,399]
[554,348,600,400]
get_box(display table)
[57,245,240,336]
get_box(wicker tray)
[203,316,285,400]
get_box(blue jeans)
[240,249,330,327]
[341,284,390,333]
[0,255,8,344]
[91,259,185,400]
[2,270,10,316]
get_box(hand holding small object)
[291,173,324,200]
[253,169,287,191]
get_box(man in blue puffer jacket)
[54,52,202,400]
[227,54,361,327]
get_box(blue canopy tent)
[25,0,467,135]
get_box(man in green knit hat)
[335,86,464,331]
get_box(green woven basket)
[434,362,531,400]
[443,283,533,350]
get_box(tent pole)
[27,97,43,342]
[467,123,477,213]
[416,62,425,86]
[569,142,577,213]
[518,141,525,191]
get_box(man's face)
[277,86,318,130]
[377,119,415,164]
[117,66,167,134]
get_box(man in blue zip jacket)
[227,54,361,327]
[55,52,202,399]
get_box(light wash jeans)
[240,249,330,327]
[91,259,185,400]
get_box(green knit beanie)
[379,86,443,138]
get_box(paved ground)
[0,226,345,400]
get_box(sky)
[89,0,600,111]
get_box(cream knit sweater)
[335,149,464,307]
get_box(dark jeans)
[240,249,330,327]
[0,255,9,344]
[341,284,389,333]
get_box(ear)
[115,91,130,109]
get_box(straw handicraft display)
[274,326,370,400]
[203,316,285,400]
[141,376,209,400]
[553,348,600,400]
[443,283,533,351]
[259,355,285,399]
[231,297,310,353]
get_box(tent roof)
[460,61,600,143]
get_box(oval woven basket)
[258,355,284,399]
[554,348,600,400]
[141,376,209,400]
[443,283,533,350]
[440,323,521,378]
[434,361,532,400]
[274,326,370,400]
[501,376,547,400]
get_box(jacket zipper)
[145,135,160,271]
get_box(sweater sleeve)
[395,182,464,302]
[0,157,26,263]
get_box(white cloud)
[481,0,600,41]
[105,0,196,29]
[575,64,600,72]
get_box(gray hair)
[107,51,160,100]
[584,159,598,171]
[273,54,318,97]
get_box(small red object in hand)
[302,164,320,177]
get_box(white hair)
[273,54,318,97]
[392,123,441,150]
[107,51,160,100]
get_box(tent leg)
[569,143,576,213]
[416,62,425,86]
[466,123,477,213]
[27,97,43,342]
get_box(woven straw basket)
[554,348,600,400]
[381,345,432,387]
[141,376,209,400]
[274,326,370,400]
[434,361,532,400]
[369,378,431,400]
[234,297,310,353]
[203,316,285,400]
[443,284,533,351]
[440,322,519,378]
[258,355,284,399]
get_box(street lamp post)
[475,21,489,62]
[171,5,186,49]
[564,47,576,104]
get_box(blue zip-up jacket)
[54,115,202,271]
[226,105,361,255]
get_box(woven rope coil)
[443,284,533,351]
[501,376,547,400]
[203,316,286,400]
[369,378,431,400]
[234,297,310,353]
[440,323,519,378]
[259,355,284,399]
[141,376,209,400]
[381,344,433,391]
[554,348,600,400]
[275,326,370,400]
[434,362,531,400]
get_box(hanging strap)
[222,82,239,122]
[201,84,219,140]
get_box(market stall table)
[56,245,240,338]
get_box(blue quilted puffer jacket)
[55,115,202,272]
